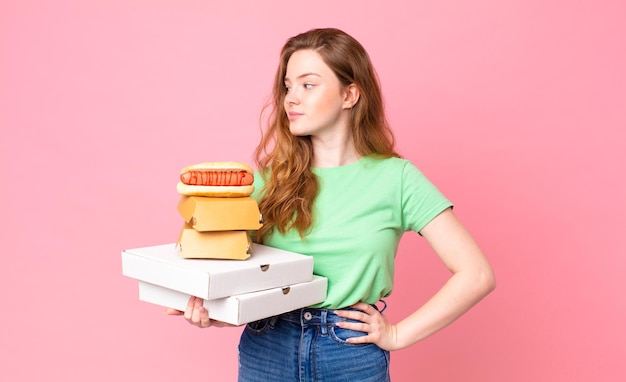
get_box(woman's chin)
[289,128,311,137]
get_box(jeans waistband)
[280,308,344,326]
[278,301,387,326]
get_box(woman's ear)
[342,84,360,109]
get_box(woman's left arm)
[335,207,496,351]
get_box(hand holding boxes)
[121,162,327,325]
[122,243,327,325]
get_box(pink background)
[1,1,624,380]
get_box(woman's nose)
[285,89,299,105]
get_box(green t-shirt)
[252,156,452,309]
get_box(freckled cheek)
[319,98,344,117]
[310,93,336,114]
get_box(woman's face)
[283,49,350,138]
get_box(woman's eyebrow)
[284,72,321,82]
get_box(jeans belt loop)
[300,310,306,326]
[320,309,329,335]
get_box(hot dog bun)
[177,161,255,197]
[176,183,255,197]
[179,161,253,174]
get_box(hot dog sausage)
[180,170,254,186]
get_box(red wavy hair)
[254,28,399,242]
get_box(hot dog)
[176,161,255,197]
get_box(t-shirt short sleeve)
[400,161,453,233]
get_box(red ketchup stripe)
[181,170,253,186]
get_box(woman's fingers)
[191,298,205,323]
[333,302,399,349]
[334,302,375,322]
[184,296,197,321]
[199,307,211,328]
[164,308,184,315]
[166,295,234,328]
[180,296,211,328]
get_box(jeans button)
[303,311,312,320]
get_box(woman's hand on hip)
[334,302,399,351]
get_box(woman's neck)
[311,136,359,168]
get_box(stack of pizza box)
[175,194,262,260]
[121,177,327,325]
[121,241,327,325]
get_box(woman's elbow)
[478,265,497,296]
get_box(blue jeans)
[238,306,390,382]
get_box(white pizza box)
[121,243,314,300]
[137,275,328,325]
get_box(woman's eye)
[304,83,314,89]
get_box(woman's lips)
[287,112,303,121]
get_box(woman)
[168,28,496,381]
